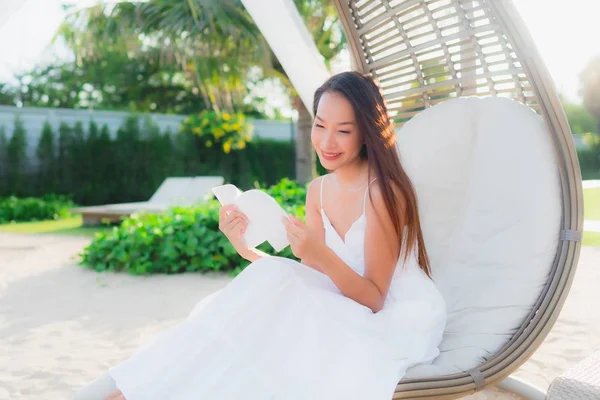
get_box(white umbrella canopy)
[0,0,29,28]
[240,0,331,115]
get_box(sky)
[0,0,596,105]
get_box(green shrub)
[5,115,28,195]
[57,121,74,195]
[0,115,295,206]
[181,110,252,153]
[257,177,307,213]
[0,194,75,223]
[79,179,307,276]
[578,133,600,180]
[36,121,58,194]
[0,126,7,194]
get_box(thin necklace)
[332,173,369,192]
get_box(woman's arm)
[219,205,269,262]
[237,177,325,265]
[285,183,403,313]
[319,185,402,312]
[300,177,327,273]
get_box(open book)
[212,184,290,252]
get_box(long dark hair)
[313,71,431,277]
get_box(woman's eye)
[315,124,324,128]
[339,130,351,134]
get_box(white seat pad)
[401,97,561,377]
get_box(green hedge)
[0,194,75,223]
[0,115,295,206]
[78,179,305,276]
[578,133,600,180]
[1,113,597,208]
[579,149,600,180]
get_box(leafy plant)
[181,110,252,153]
[579,132,600,179]
[0,194,75,223]
[0,126,7,193]
[257,177,307,214]
[36,121,57,194]
[5,115,28,195]
[78,179,307,276]
[0,115,295,204]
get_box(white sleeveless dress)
[108,177,447,400]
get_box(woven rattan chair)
[333,1,583,398]
[243,0,584,398]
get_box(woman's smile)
[321,150,342,161]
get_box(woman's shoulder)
[306,174,329,208]
[370,176,403,196]
[307,174,331,193]
[311,174,330,184]
[366,178,407,216]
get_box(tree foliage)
[55,0,271,113]
[580,55,600,134]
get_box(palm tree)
[580,55,600,135]
[56,0,271,113]
[56,0,345,183]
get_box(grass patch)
[583,231,600,247]
[0,215,113,238]
[584,187,600,220]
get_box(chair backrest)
[400,97,561,377]
[148,176,224,205]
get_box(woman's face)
[311,91,364,171]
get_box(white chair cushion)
[401,97,561,377]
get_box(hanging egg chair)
[331,0,583,398]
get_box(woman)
[74,71,447,400]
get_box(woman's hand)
[282,215,327,266]
[219,205,249,257]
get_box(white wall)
[2,104,589,156]
[0,105,294,160]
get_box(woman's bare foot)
[103,389,125,400]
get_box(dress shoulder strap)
[362,177,378,214]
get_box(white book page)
[212,184,290,252]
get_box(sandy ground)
[0,232,598,400]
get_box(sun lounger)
[72,176,224,225]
